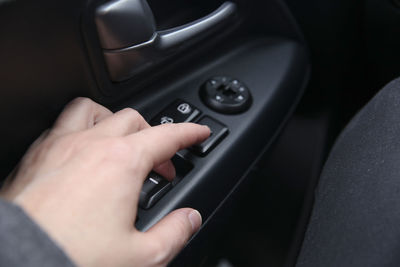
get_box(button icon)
[177,103,192,114]
[160,116,174,124]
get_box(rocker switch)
[139,172,172,210]
[192,116,229,156]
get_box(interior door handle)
[95,0,237,82]
[156,2,236,51]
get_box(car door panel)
[0,0,310,265]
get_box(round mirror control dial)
[200,77,252,114]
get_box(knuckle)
[120,107,139,116]
[120,108,144,123]
[70,97,93,107]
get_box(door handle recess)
[95,0,237,82]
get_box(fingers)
[154,161,176,181]
[93,108,151,137]
[52,97,112,135]
[53,100,210,182]
[93,108,179,179]
[138,208,202,265]
[130,123,210,173]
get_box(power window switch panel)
[192,116,229,156]
[150,99,201,126]
[139,172,172,210]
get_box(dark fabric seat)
[297,78,400,267]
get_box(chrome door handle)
[95,0,237,82]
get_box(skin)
[0,97,211,267]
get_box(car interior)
[1,0,400,266]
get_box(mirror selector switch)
[150,99,201,126]
[139,172,172,210]
[192,116,229,156]
[200,77,252,114]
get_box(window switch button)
[139,172,172,210]
[192,116,229,156]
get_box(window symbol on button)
[177,103,191,114]
[160,116,174,124]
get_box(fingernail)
[188,210,202,232]
[202,125,211,131]
[203,125,211,136]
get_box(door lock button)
[150,99,201,126]
[200,77,252,114]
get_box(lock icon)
[177,103,191,114]
[160,116,174,124]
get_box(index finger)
[129,123,210,177]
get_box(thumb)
[140,208,202,265]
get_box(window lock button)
[150,99,201,126]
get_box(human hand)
[0,97,210,267]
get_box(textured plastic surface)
[126,38,309,232]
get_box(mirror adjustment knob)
[200,77,252,114]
